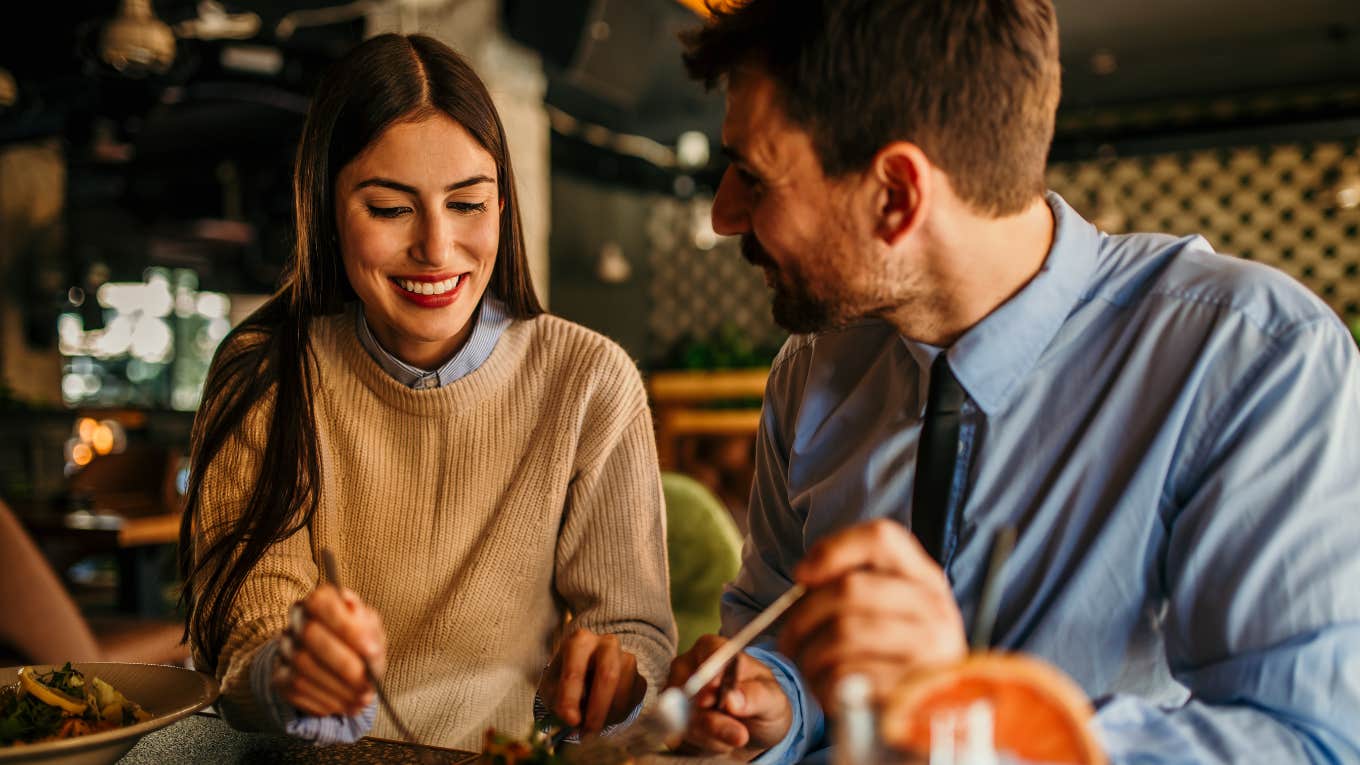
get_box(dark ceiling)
[1055,0,1360,108]
[0,0,1357,292]
[4,0,1358,150]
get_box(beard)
[741,233,844,334]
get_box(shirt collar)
[913,192,1102,416]
[355,294,512,390]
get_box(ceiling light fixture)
[175,1,261,41]
[100,0,177,76]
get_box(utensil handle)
[318,548,421,748]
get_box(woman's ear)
[872,142,931,247]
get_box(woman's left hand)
[539,628,647,735]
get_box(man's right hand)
[666,634,793,761]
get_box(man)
[665,1,1360,763]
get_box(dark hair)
[180,33,543,670]
[683,0,1061,216]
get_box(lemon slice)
[18,667,88,715]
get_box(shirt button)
[416,376,436,390]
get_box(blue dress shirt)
[727,193,1360,764]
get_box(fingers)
[275,663,345,717]
[277,585,387,718]
[545,629,645,733]
[677,708,750,754]
[779,522,968,715]
[285,635,363,708]
[794,518,938,587]
[549,629,597,727]
[667,634,724,689]
[668,639,794,758]
[719,668,786,723]
[778,571,935,656]
[302,586,385,666]
[296,611,370,693]
[582,635,621,733]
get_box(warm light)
[92,424,115,455]
[673,0,744,18]
[72,443,94,466]
[77,417,98,443]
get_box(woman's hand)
[538,628,647,735]
[273,584,387,717]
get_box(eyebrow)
[353,175,495,194]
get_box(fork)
[318,549,425,753]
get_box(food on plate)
[0,663,152,746]
[483,726,567,765]
[880,652,1107,765]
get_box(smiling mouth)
[390,275,463,296]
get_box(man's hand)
[538,628,647,735]
[274,585,386,717]
[666,635,793,761]
[780,518,967,711]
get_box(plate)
[0,662,219,765]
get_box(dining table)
[117,710,738,764]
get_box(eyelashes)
[365,201,489,219]
[366,205,410,219]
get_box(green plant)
[654,323,783,371]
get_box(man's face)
[712,66,895,333]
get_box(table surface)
[118,713,737,764]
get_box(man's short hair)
[683,0,1062,217]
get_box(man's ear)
[872,142,931,246]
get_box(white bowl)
[0,662,219,765]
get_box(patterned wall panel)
[646,196,784,364]
[1047,139,1360,319]
[647,139,1360,363]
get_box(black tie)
[911,353,965,565]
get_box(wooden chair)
[647,368,769,469]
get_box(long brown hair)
[179,34,543,670]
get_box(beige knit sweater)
[192,308,677,750]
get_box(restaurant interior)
[0,0,1358,760]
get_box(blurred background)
[0,0,1358,660]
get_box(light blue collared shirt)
[729,193,1360,764]
[355,295,512,390]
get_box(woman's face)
[334,112,502,369]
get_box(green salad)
[0,663,151,746]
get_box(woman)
[179,33,676,750]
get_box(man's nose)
[711,166,751,237]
